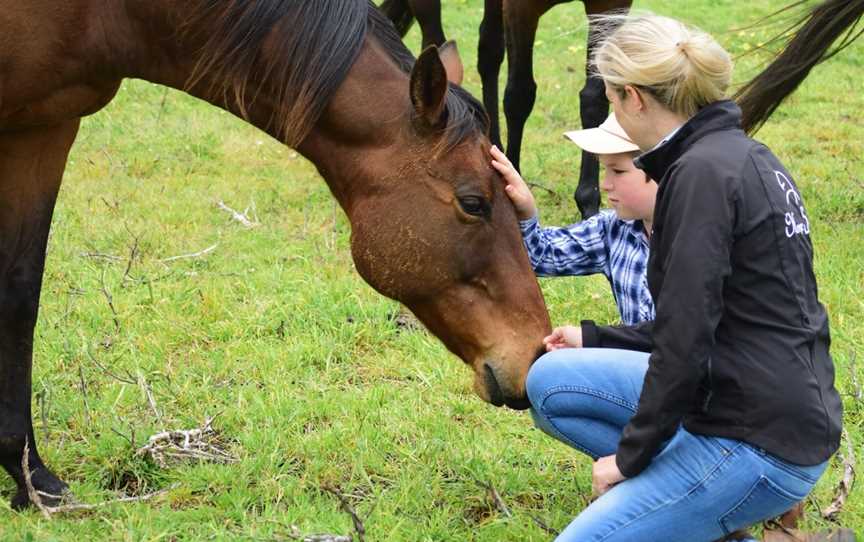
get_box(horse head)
[337,46,551,409]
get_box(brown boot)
[763,501,857,542]
[715,530,756,541]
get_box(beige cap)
[563,112,639,154]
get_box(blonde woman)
[524,14,842,541]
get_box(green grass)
[2,1,862,540]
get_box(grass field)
[1,1,862,540]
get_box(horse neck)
[119,1,409,212]
[296,40,411,212]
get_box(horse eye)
[458,196,488,217]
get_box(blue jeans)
[526,348,828,542]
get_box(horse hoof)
[10,469,70,510]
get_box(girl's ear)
[623,85,646,114]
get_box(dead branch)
[86,347,136,385]
[822,428,856,520]
[121,232,141,284]
[286,525,352,542]
[475,479,512,518]
[99,265,121,332]
[22,438,52,519]
[322,484,366,542]
[80,252,123,262]
[217,200,260,228]
[529,513,560,536]
[34,485,177,514]
[136,416,236,468]
[78,363,92,427]
[21,442,177,518]
[158,243,219,263]
[848,352,862,402]
[137,373,163,428]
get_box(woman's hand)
[542,325,583,351]
[592,455,626,497]
[490,145,537,220]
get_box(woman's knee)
[525,348,592,404]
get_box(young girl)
[490,112,657,327]
[525,14,842,541]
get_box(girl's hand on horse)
[543,325,583,351]
[592,455,626,497]
[490,145,537,220]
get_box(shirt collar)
[634,100,743,183]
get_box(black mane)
[188,0,488,148]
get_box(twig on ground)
[99,265,121,332]
[285,525,352,542]
[138,373,163,428]
[136,415,236,468]
[35,485,177,514]
[21,443,177,518]
[158,243,219,263]
[476,480,512,518]
[80,252,123,262]
[110,426,136,449]
[217,200,260,228]
[78,363,92,427]
[86,347,136,385]
[22,438,52,519]
[529,513,560,536]
[322,484,366,542]
[822,428,856,520]
[848,352,862,402]
[121,231,141,284]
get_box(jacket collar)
[634,100,743,183]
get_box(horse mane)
[735,0,864,134]
[186,0,487,150]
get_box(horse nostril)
[483,363,505,407]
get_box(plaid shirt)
[520,210,655,325]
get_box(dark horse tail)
[735,0,864,134]
[380,0,415,36]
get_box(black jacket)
[582,101,842,477]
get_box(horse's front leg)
[501,1,549,172]
[478,0,504,149]
[0,120,80,509]
[409,0,446,49]
[574,0,632,219]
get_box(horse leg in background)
[575,0,631,219]
[501,0,553,173]
[478,0,505,149]
[380,0,446,48]
[0,120,80,509]
[409,0,446,49]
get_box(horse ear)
[439,40,464,85]
[410,45,448,131]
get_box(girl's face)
[599,153,657,222]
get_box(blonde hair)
[592,14,733,119]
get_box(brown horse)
[380,0,632,219]
[0,0,551,508]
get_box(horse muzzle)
[480,362,531,411]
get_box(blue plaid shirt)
[520,210,655,325]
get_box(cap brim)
[563,129,640,154]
